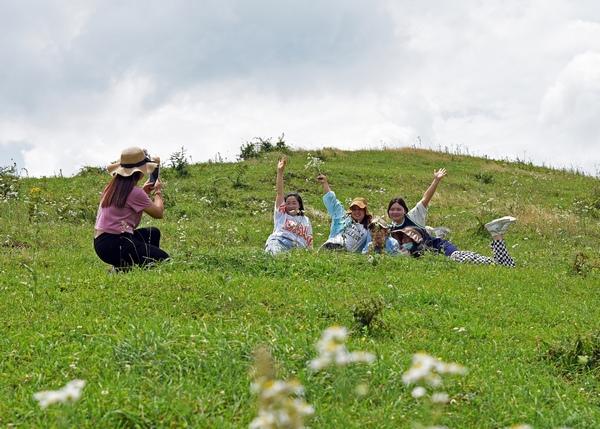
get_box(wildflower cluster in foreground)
[308,326,376,371]
[403,352,467,401]
[250,347,314,429]
[33,379,86,409]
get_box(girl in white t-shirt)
[388,168,517,266]
[387,168,447,231]
[264,158,313,255]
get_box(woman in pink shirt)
[94,147,168,270]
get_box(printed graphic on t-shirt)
[269,203,313,248]
[342,222,367,251]
[282,218,313,247]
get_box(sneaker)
[320,241,345,251]
[484,216,516,236]
[426,226,451,239]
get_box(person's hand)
[277,157,287,171]
[433,168,447,181]
[153,179,162,195]
[316,174,328,184]
[142,180,155,195]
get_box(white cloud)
[1,1,600,176]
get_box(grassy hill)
[1,148,600,428]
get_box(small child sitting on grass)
[362,217,400,255]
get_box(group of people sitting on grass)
[94,147,517,271]
[265,157,516,266]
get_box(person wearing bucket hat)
[94,147,169,270]
[386,167,517,266]
[391,227,427,257]
[391,219,517,267]
[264,157,313,255]
[362,216,400,255]
[316,174,372,252]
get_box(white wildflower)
[355,383,369,396]
[402,353,467,386]
[250,379,314,429]
[431,392,450,404]
[577,355,589,365]
[436,362,468,376]
[411,386,427,398]
[402,353,438,385]
[308,357,330,372]
[403,352,467,409]
[348,351,376,364]
[250,347,314,429]
[33,379,86,409]
[304,154,324,174]
[308,326,376,372]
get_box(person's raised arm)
[143,179,165,219]
[275,157,286,207]
[420,168,447,208]
[316,174,331,194]
[318,174,346,220]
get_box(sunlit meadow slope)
[1,148,599,428]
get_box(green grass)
[1,148,600,428]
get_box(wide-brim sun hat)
[368,216,389,230]
[107,147,157,177]
[391,227,424,244]
[348,197,370,216]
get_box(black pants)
[94,227,169,268]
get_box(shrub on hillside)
[352,296,388,335]
[474,171,494,184]
[0,162,20,201]
[545,332,600,376]
[55,196,97,223]
[571,252,599,276]
[169,146,191,178]
[76,166,105,177]
[230,164,249,189]
[572,186,600,219]
[238,133,289,161]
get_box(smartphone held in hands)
[149,156,160,184]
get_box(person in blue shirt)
[317,174,372,252]
[362,217,400,255]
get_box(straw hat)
[107,147,157,177]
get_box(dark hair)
[284,192,304,215]
[349,207,371,229]
[387,197,409,216]
[391,230,424,257]
[361,213,372,229]
[101,172,143,208]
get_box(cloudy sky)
[1,0,599,176]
